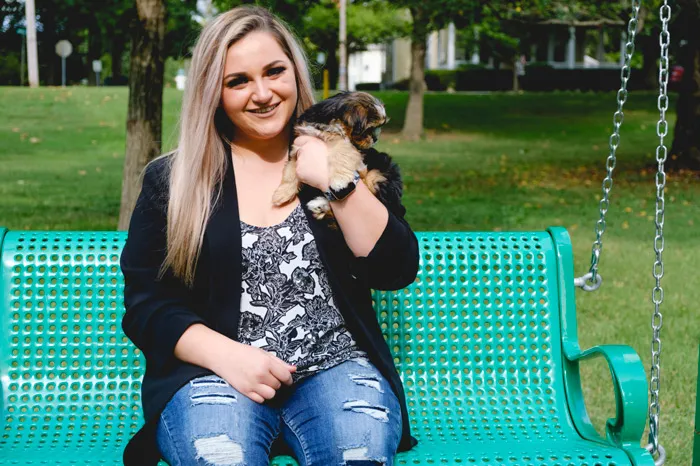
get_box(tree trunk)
[670,3,700,171]
[86,20,103,86]
[402,10,427,142]
[402,38,426,141]
[670,38,700,170]
[326,41,339,91]
[111,37,125,81]
[117,0,166,230]
[639,33,659,90]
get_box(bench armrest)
[565,344,648,449]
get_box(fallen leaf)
[622,221,629,229]
[17,180,25,185]
[78,170,87,176]
[95,167,102,173]
[11,127,20,133]
[624,207,633,213]
[20,133,28,141]
[29,137,40,144]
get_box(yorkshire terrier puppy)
[272,91,402,223]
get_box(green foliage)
[0,0,199,85]
[212,0,319,32]
[303,0,409,54]
[424,69,457,91]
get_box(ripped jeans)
[156,357,402,466]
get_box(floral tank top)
[238,202,367,382]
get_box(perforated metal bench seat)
[0,227,654,465]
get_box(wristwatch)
[324,170,361,202]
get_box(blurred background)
[0,0,699,464]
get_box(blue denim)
[156,357,402,466]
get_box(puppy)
[272,91,402,224]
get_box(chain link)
[646,2,670,462]
[576,0,641,291]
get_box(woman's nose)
[252,79,272,103]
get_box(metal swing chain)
[574,0,641,292]
[644,2,671,464]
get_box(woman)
[121,6,419,466]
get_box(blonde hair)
[162,5,316,286]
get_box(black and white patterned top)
[238,202,367,382]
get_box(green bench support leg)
[694,344,700,466]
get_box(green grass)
[1,87,698,463]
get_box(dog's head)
[298,91,388,149]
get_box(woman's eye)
[226,77,247,88]
[268,67,285,76]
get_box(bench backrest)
[373,231,576,444]
[0,228,576,453]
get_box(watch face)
[333,182,357,200]
[327,172,360,201]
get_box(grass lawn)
[1,86,698,463]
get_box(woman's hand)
[211,339,296,404]
[293,135,330,192]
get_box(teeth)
[250,104,277,114]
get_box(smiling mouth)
[248,103,280,114]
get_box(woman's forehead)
[224,31,289,72]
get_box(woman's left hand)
[293,135,330,192]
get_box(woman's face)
[221,31,298,142]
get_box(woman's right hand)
[212,339,297,404]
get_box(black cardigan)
[120,145,420,465]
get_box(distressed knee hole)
[352,358,372,368]
[342,400,389,422]
[190,392,237,406]
[350,374,384,393]
[193,434,243,465]
[342,446,386,465]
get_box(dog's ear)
[345,103,375,148]
[347,103,368,137]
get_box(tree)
[387,1,514,140]
[117,0,166,230]
[670,0,700,170]
[303,0,409,89]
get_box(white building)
[347,18,626,90]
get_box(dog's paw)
[363,168,387,196]
[307,196,331,220]
[272,184,298,206]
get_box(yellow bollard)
[323,69,329,100]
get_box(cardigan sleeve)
[352,195,420,291]
[120,158,209,375]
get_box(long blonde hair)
[162,5,316,286]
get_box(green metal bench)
[0,227,654,465]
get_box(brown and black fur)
[272,91,402,225]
